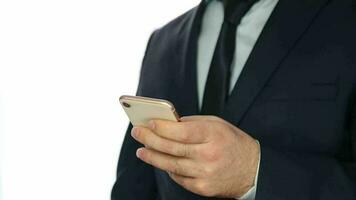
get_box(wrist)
[235,140,260,198]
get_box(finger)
[169,173,210,197]
[181,115,237,132]
[180,115,225,123]
[180,115,215,122]
[149,119,209,144]
[136,147,199,177]
[131,127,197,157]
[168,172,197,191]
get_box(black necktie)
[200,0,258,116]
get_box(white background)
[0,0,199,199]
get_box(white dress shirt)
[197,0,279,199]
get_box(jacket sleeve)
[111,32,158,200]
[255,90,356,200]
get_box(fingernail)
[136,148,144,158]
[148,120,155,130]
[131,127,139,138]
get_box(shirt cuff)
[235,140,261,200]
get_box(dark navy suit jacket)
[112,0,356,199]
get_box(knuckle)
[160,141,172,154]
[201,147,220,162]
[148,135,156,147]
[152,120,164,134]
[171,159,183,175]
[172,148,181,157]
[145,136,157,150]
[195,181,205,193]
[181,122,201,142]
[203,166,215,176]
[195,181,213,197]
[180,130,191,143]
[180,144,190,157]
[172,166,181,175]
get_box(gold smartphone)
[119,95,180,127]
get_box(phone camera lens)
[122,102,131,108]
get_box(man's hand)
[131,115,260,198]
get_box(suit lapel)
[223,0,330,124]
[174,3,205,116]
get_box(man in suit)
[112,0,356,199]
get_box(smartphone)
[119,95,180,127]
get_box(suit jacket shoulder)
[138,6,198,99]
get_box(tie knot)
[221,0,258,25]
